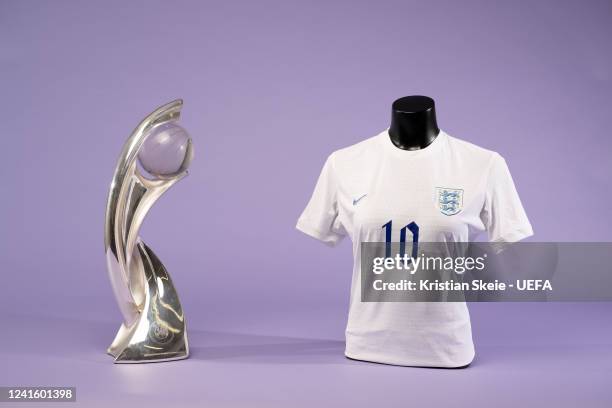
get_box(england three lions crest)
[436,187,464,216]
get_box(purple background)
[1,0,611,406]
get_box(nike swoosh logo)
[353,194,367,206]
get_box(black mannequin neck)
[388,96,440,150]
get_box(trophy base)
[107,322,189,363]
[107,241,189,364]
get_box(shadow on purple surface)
[1,314,349,365]
[4,309,611,370]
[189,329,346,364]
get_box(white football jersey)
[297,129,533,367]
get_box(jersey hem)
[344,350,475,368]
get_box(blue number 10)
[382,220,419,259]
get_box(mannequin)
[388,95,440,150]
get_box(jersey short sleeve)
[481,153,534,248]
[296,153,346,246]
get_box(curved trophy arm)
[104,99,190,363]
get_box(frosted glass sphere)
[138,122,193,179]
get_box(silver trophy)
[104,99,193,363]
